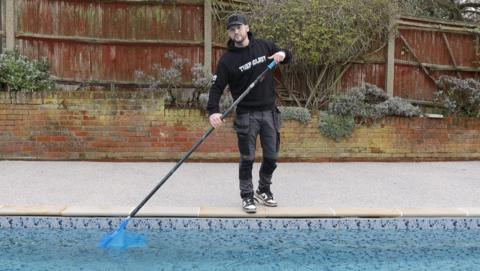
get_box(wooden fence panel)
[15,0,228,85]
[6,2,479,103]
[341,16,480,103]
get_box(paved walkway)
[1,161,479,217]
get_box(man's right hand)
[209,113,224,128]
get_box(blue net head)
[98,219,146,249]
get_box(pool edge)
[1,205,480,218]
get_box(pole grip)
[268,61,277,70]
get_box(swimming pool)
[1,217,480,270]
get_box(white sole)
[254,194,278,207]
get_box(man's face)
[227,24,249,44]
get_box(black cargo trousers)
[233,108,282,199]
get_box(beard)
[233,33,248,46]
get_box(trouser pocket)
[234,113,251,157]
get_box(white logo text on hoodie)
[238,56,266,72]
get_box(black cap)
[226,14,247,29]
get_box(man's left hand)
[268,51,286,64]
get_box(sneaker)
[242,197,257,213]
[254,190,278,207]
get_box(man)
[207,14,291,213]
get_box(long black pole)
[127,61,277,219]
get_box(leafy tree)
[245,0,398,109]
[399,0,480,22]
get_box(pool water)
[1,226,480,270]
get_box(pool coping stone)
[1,205,479,218]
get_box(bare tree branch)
[458,3,480,10]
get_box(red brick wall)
[0,90,479,161]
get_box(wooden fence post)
[385,18,396,97]
[0,0,4,52]
[204,0,212,75]
[5,0,15,50]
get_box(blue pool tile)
[2,216,480,231]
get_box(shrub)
[198,90,233,113]
[0,50,54,92]
[278,106,311,124]
[434,76,480,118]
[191,63,213,106]
[328,88,368,117]
[191,63,213,94]
[135,51,215,108]
[320,83,421,140]
[318,113,355,142]
[328,83,420,122]
[134,51,190,106]
[376,97,422,117]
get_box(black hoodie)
[207,32,291,116]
